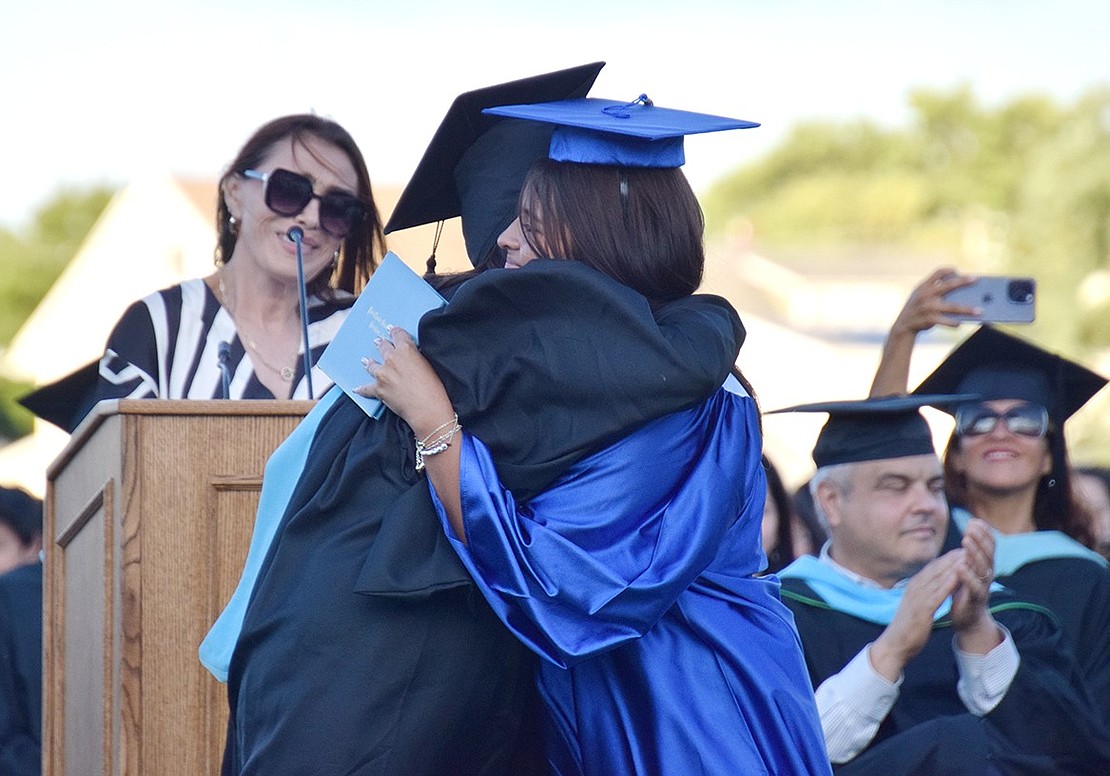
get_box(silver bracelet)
[415,414,461,471]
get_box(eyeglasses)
[242,168,366,238]
[954,403,1049,438]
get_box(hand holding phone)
[941,276,1036,324]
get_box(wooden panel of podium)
[43,400,313,776]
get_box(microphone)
[287,226,314,399]
[217,341,232,399]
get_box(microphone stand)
[217,341,232,399]
[287,227,315,399]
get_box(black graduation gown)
[945,515,1110,722]
[781,578,1110,776]
[0,562,43,776]
[996,558,1110,720]
[223,261,745,775]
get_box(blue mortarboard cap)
[769,394,978,469]
[483,95,759,168]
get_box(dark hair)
[943,428,1096,548]
[519,159,704,304]
[215,114,386,295]
[762,455,796,573]
[0,486,43,544]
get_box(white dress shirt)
[813,544,1020,763]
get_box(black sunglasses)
[954,403,1049,438]
[242,168,367,238]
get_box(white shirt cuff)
[815,644,901,763]
[954,624,1019,715]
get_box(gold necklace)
[244,335,297,382]
[217,274,298,382]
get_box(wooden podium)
[43,400,313,776]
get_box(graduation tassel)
[425,220,444,275]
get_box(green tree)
[703,84,1110,462]
[1007,88,1110,348]
[0,185,114,438]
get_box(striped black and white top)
[95,278,353,402]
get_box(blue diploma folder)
[318,252,447,419]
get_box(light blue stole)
[779,555,954,626]
[198,387,343,681]
[951,507,1108,576]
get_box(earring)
[228,215,239,234]
[332,248,341,261]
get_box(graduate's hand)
[870,550,962,681]
[356,327,456,440]
[950,519,1003,654]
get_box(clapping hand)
[950,519,1003,654]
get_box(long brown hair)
[215,114,386,295]
[519,159,704,304]
[943,429,1097,547]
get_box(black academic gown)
[781,578,1110,776]
[0,562,43,776]
[224,261,745,776]
[996,558,1110,720]
[945,513,1110,722]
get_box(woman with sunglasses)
[870,275,1110,723]
[93,114,385,404]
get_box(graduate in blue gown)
[363,95,830,775]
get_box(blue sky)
[5,0,1107,228]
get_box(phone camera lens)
[1007,280,1035,304]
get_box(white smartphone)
[942,276,1036,324]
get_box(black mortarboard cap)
[483,95,759,168]
[769,395,978,469]
[383,62,605,265]
[913,326,1108,425]
[17,360,100,433]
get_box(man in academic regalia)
[774,396,1110,775]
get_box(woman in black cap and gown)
[870,271,1110,722]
